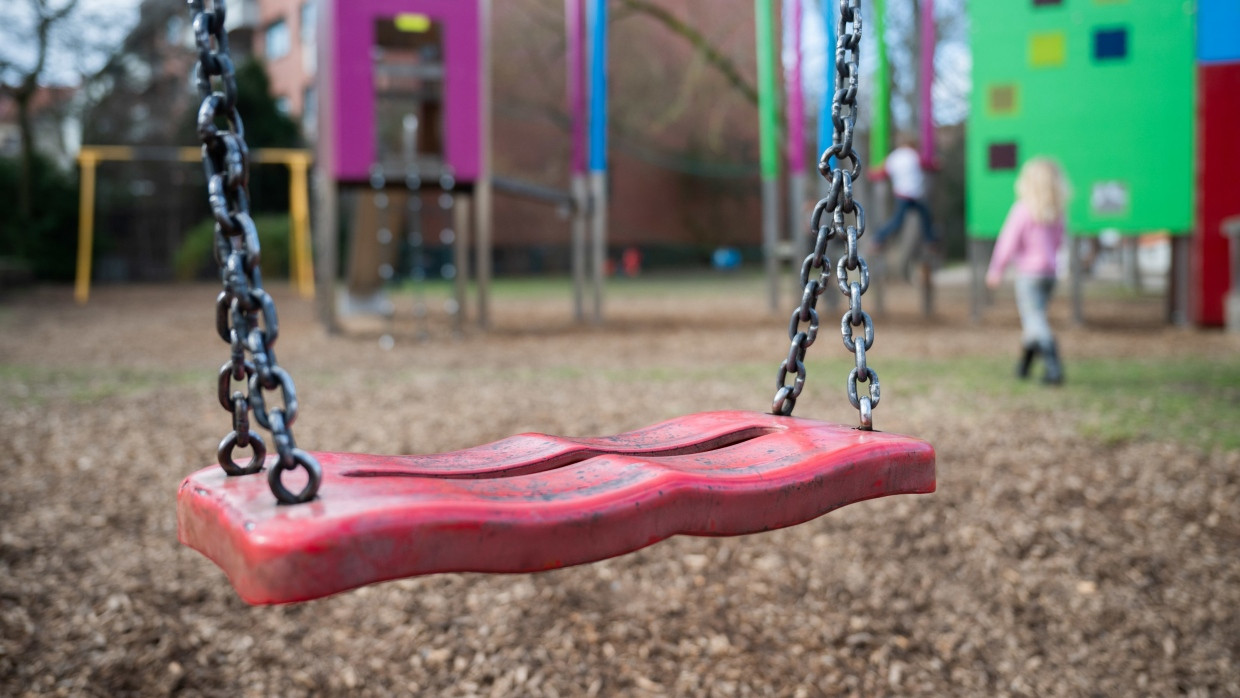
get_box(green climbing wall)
[967,1,1197,238]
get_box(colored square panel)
[1091,181,1130,216]
[1030,32,1066,68]
[1199,0,1240,62]
[989,84,1019,115]
[1094,28,1129,61]
[989,143,1018,171]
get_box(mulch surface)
[1,280,1237,697]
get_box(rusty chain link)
[772,0,880,429]
[190,0,321,502]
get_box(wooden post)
[1069,234,1084,326]
[1169,234,1190,326]
[454,191,471,335]
[314,170,340,332]
[968,238,982,323]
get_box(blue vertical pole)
[588,0,608,173]
[587,0,608,322]
[818,0,836,163]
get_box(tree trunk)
[17,89,34,226]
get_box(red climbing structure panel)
[178,411,935,604]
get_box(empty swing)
[178,0,934,605]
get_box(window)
[165,16,185,45]
[301,1,316,44]
[301,2,318,73]
[1029,31,1066,67]
[989,143,1018,171]
[265,19,290,61]
[988,84,1018,116]
[1093,28,1129,61]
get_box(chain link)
[771,0,879,429]
[190,0,321,502]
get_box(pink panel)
[332,0,480,182]
[178,411,935,604]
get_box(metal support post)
[571,174,588,323]
[788,171,808,302]
[589,171,607,323]
[762,177,780,312]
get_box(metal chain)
[405,164,429,333]
[370,164,395,287]
[771,0,880,430]
[437,170,461,319]
[190,0,321,502]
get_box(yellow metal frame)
[74,146,315,303]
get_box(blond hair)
[1015,158,1067,225]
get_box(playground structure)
[314,0,488,333]
[312,0,612,331]
[66,1,1234,333]
[72,146,315,304]
[966,0,1237,327]
[66,0,952,328]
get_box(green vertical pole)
[871,0,890,169]
[755,0,779,179]
[755,0,780,311]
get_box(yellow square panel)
[1030,32,1066,67]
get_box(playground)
[2,0,1239,694]
[1,277,1237,696]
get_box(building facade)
[230,0,319,139]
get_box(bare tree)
[0,0,81,223]
[0,0,127,222]
[617,0,758,106]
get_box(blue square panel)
[1094,28,1128,61]
[1199,0,1240,63]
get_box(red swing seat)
[178,410,934,604]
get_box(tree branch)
[617,0,759,107]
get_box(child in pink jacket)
[986,158,1067,384]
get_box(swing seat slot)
[177,411,935,604]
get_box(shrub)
[174,215,291,280]
[0,155,80,280]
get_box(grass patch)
[0,364,203,407]
[386,270,768,301]
[944,355,1240,451]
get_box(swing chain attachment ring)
[771,0,878,430]
[190,0,321,503]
